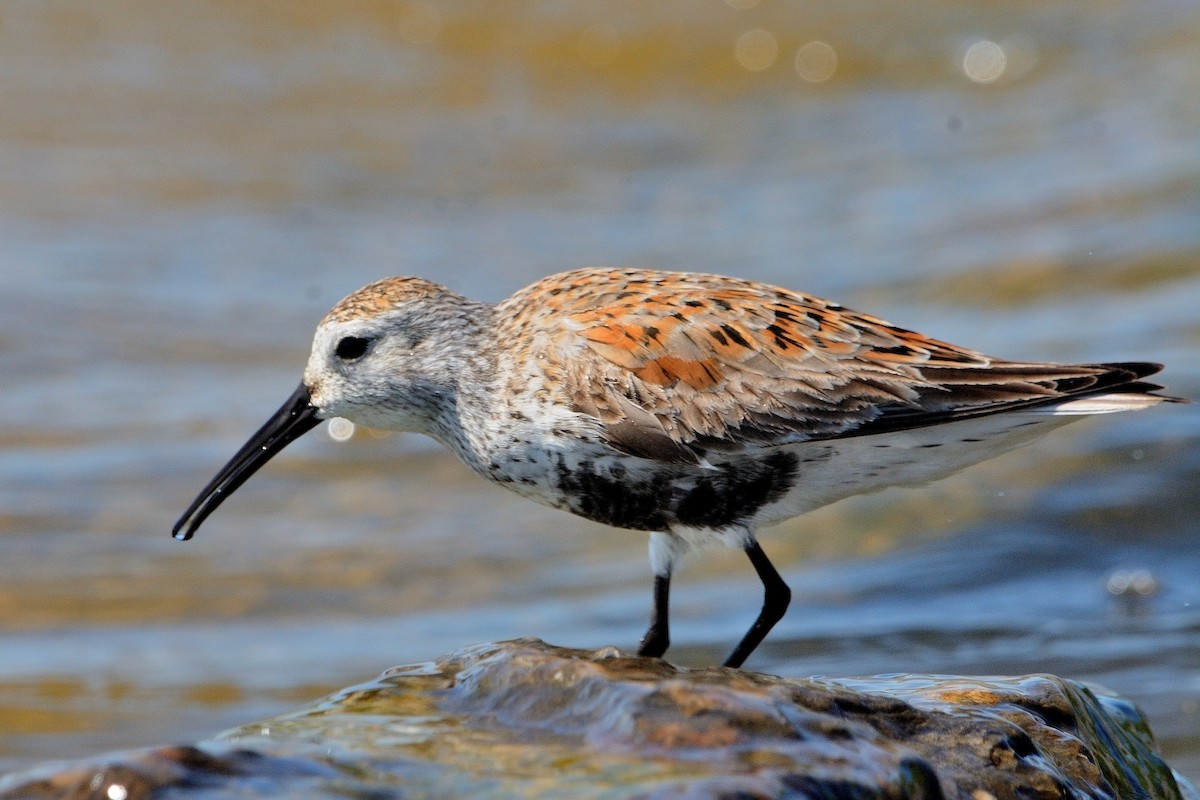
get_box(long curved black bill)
[173,382,321,541]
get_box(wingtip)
[1045,392,1178,415]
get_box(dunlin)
[174,268,1177,667]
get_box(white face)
[303,314,454,433]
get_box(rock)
[1,638,1195,799]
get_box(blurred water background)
[0,0,1197,782]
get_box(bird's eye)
[335,336,372,361]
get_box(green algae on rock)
[2,639,1195,799]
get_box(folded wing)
[518,269,1171,465]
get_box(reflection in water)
[0,0,1197,782]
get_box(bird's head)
[172,276,488,541]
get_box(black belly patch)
[673,451,799,528]
[554,451,800,532]
[552,459,673,531]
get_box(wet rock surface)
[2,638,1195,799]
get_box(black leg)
[722,540,791,668]
[637,573,671,658]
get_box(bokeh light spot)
[735,29,778,72]
[328,417,356,442]
[962,39,1006,83]
[794,41,837,83]
[1107,568,1160,597]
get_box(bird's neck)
[420,301,504,471]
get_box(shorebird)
[173,268,1177,668]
